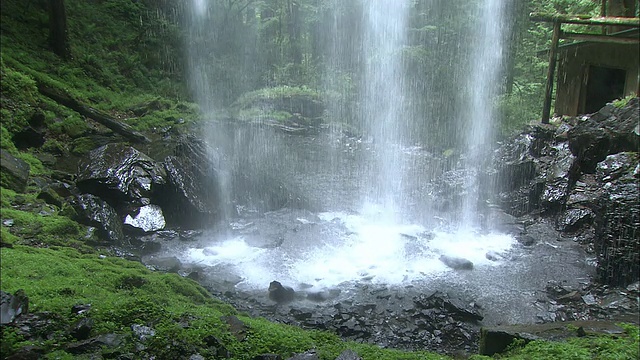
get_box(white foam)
[180,210,516,290]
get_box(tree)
[49,0,70,60]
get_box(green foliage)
[0,125,19,154]
[235,85,321,106]
[0,60,40,134]
[612,95,636,109]
[14,151,48,176]
[498,324,640,360]
[47,114,88,139]
[70,136,96,155]
[0,187,85,248]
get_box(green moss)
[237,108,293,123]
[14,151,48,176]
[47,115,88,139]
[0,125,19,154]
[71,136,97,155]
[498,324,639,360]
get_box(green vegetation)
[471,324,639,360]
[613,95,636,109]
[0,245,450,360]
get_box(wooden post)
[542,21,561,124]
[601,0,607,34]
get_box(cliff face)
[490,98,639,286]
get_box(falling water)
[179,0,517,290]
[359,0,409,222]
[461,0,508,227]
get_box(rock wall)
[491,98,639,286]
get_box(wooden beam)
[542,21,561,124]
[561,31,640,44]
[530,13,640,27]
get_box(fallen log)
[37,84,150,143]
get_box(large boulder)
[159,135,221,227]
[76,143,166,206]
[0,149,30,192]
[72,194,124,244]
[567,98,639,173]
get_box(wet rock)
[71,304,91,316]
[65,333,125,355]
[286,350,319,360]
[414,291,483,322]
[335,349,362,360]
[145,256,181,273]
[221,315,248,341]
[3,345,44,360]
[36,187,64,208]
[540,177,570,211]
[123,204,166,233]
[594,180,639,286]
[76,143,166,206]
[0,149,30,192]
[439,255,473,270]
[70,317,94,340]
[203,335,231,358]
[12,127,45,150]
[568,97,639,172]
[556,208,593,233]
[72,194,124,244]
[160,136,221,227]
[516,234,536,246]
[1,289,29,324]
[131,324,155,341]
[269,281,295,304]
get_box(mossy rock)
[0,149,30,192]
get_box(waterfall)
[461,0,508,227]
[179,0,516,289]
[359,0,409,222]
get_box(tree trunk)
[37,84,150,144]
[49,0,70,60]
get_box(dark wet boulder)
[567,98,639,173]
[439,255,473,270]
[65,333,125,355]
[1,289,29,324]
[159,135,221,227]
[72,194,124,244]
[0,149,30,192]
[268,281,295,304]
[76,143,166,206]
[596,152,637,182]
[70,317,94,341]
[414,291,483,322]
[555,208,594,233]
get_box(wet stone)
[123,204,166,233]
[556,208,593,233]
